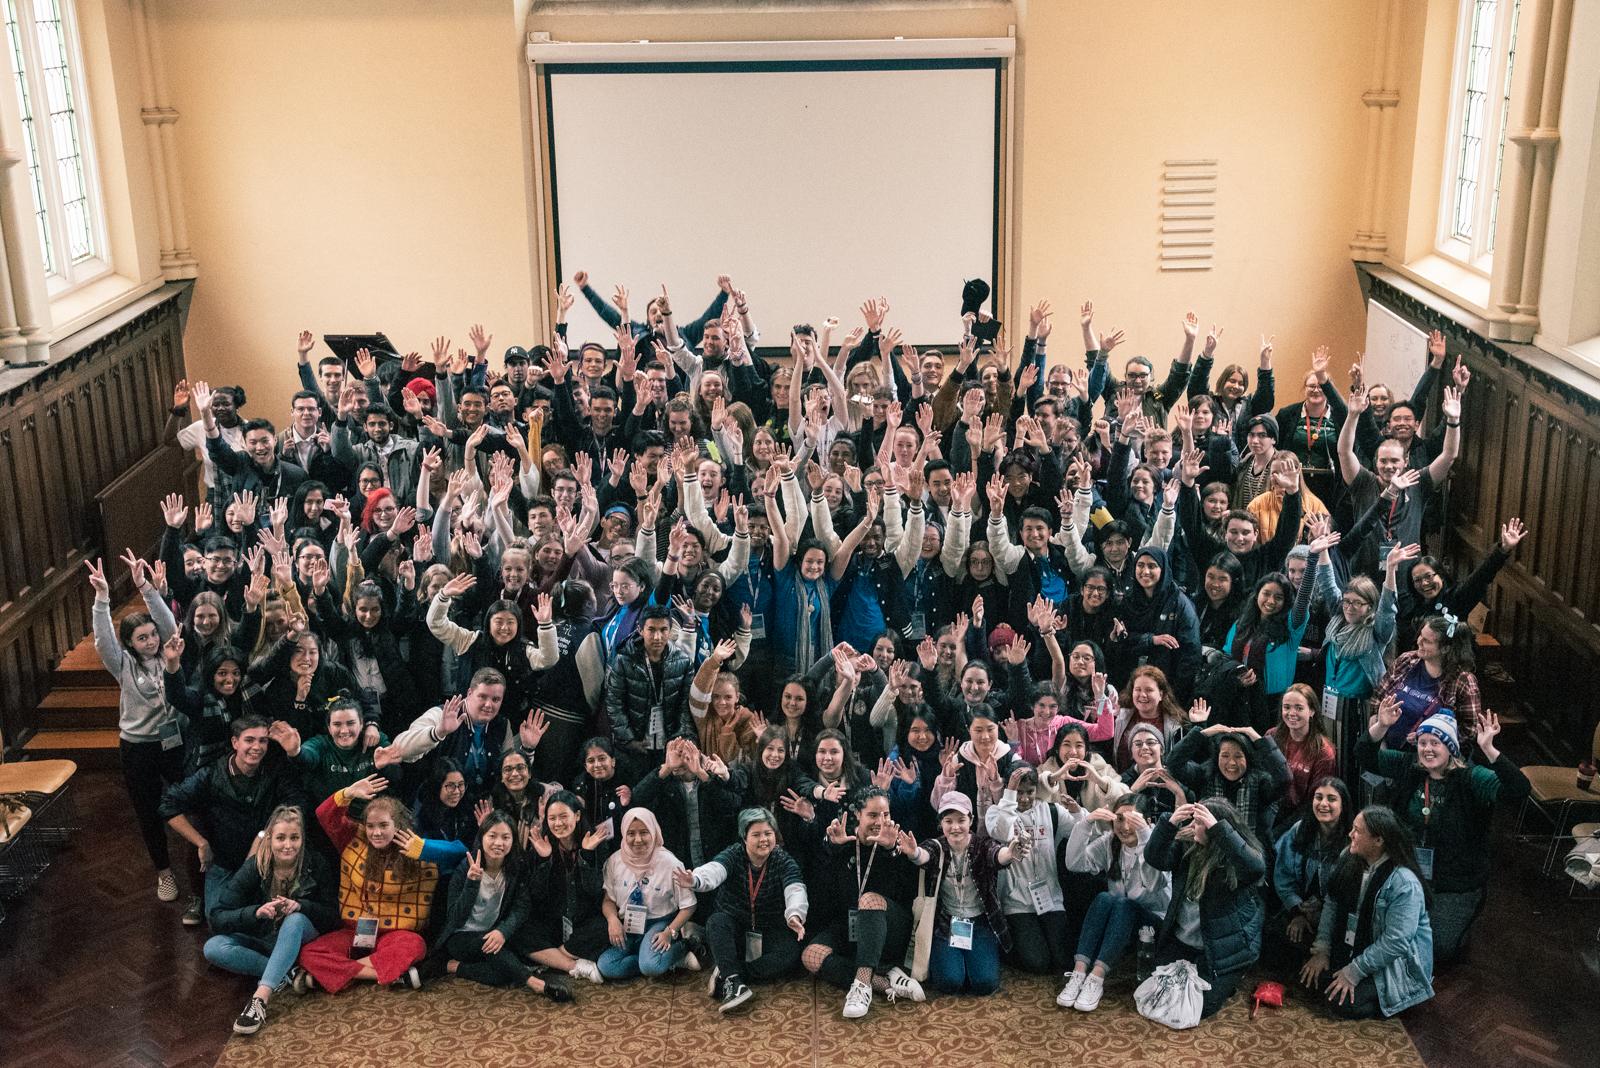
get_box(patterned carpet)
[215,968,1424,1068]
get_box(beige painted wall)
[1015,0,1373,390]
[155,0,538,415]
[149,0,1374,421]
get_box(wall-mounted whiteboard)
[544,61,1000,349]
[1362,298,1429,393]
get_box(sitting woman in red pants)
[298,775,467,992]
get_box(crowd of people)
[88,272,1533,1037]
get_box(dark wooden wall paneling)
[1361,267,1600,752]
[0,285,192,750]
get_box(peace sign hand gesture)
[466,848,484,881]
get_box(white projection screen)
[544,61,1000,349]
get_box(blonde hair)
[360,795,422,885]
[252,805,308,898]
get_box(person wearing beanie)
[1357,704,1528,965]
[1120,722,1191,821]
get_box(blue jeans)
[203,864,233,923]
[204,912,317,990]
[927,918,1001,995]
[1075,892,1157,973]
[596,917,687,980]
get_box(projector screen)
[544,61,1000,350]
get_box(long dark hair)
[414,758,476,844]
[1184,798,1264,900]
[745,724,802,806]
[540,789,592,851]
[1289,775,1354,856]
[812,727,869,792]
[1232,571,1292,645]
[1330,805,1431,906]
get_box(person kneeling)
[1299,806,1434,1019]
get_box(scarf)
[1202,767,1260,831]
[616,808,664,877]
[793,574,833,669]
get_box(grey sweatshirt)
[92,588,179,742]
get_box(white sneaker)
[571,958,605,985]
[706,966,721,998]
[679,950,702,972]
[1056,971,1086,1008]
[842,979,873,1020]
[1073,973,1104,1011]
[156,871,178,902]
[885,966,925,1003]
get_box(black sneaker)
[181,896,204,927]
[390,966,422,990]
[232,996,267,1035]
[291,969,315,995]
[718,977,753,1014]
[279,965,305,995]
[540,975,574,1003]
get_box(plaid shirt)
[916,835,1012,951]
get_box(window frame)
[3,0,110,297]
[1435,0,1520,276]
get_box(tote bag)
[904,841,945,982]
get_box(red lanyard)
[1421,779,1432,824]
[1304,411,1323,453]
[746,861,768,915]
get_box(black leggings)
[444,931,535,988]
[1006,910,1072,974]
[120,738,186,871]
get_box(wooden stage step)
[35,687,121,729]
[21,728,121,769]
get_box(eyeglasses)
[1125,371,1150,381]
[440,782,467,793]
[1082,584,1109,595]
[1340,597,1371,608]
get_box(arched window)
[1437,0,1521,272]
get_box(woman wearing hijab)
[597,809,701,980]
[1111,547,1201,702]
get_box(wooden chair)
[1514,722,1600,874]
[0,759,78,843]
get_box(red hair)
[360,488,395,533]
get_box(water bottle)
[1136,925,1156,981]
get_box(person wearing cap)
[1120,722,1191,820]
[1357,705,1528,964]
[676,806,808,1014]
[897,790,1029,996]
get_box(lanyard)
[1304,410,1324,453]
[1421,778,1433,824]
[1384,492,1403,538]
[746,861,768,915]
[855,841,879,897]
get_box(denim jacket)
[1315,859,1435,1016]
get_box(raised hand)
[1500,517,1527,552]
[85,557,109,597]
[344,774,390,802]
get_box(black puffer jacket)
[603,635,694,747]
[1146,811,1266,976]
[158,753,307,872]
